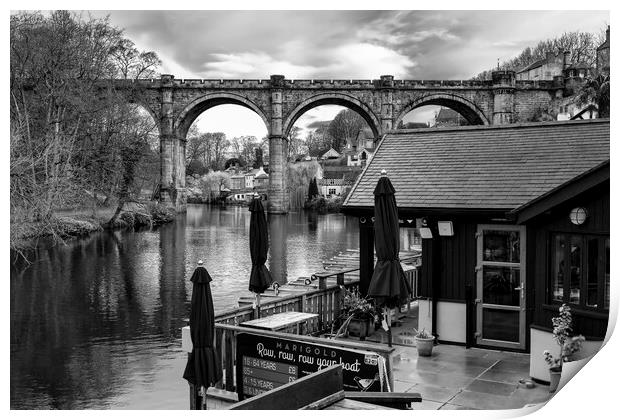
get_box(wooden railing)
[212,324,396,393]
[215,281,351,333]
[404,266,419,299]
[209,264,419,394]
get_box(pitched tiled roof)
[565,62,590,70]
[518,58,546,73]
[343,119,609,211]
[318,178,348,186]
[436,107,461,121]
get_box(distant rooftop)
[343,119,609,212]
[518,58,547,73]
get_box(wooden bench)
[229,364,422,410]
[344,391,422,409]
[312,267,360,289]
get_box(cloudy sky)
[92,9,609,139]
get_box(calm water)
[10,204,418,409]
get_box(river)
[10,204,418,409]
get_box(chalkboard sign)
[236,332,384,401]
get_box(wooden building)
[342,119,610,382]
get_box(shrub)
[146,202,176,226]
[119,211,135,227]
[133,212,153,228]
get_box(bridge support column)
[267,75,288,214]
[159,74,186,212]
[492,71,516,125]
[379,75,395,133]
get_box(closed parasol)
[249,194,273,316]
[183,262,222,408]
[367,171,411,346]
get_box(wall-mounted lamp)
[438,221,454,236]
[419,217,433,239]
[569,207,588,225]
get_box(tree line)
[10,11,162,248]
[185,106,370,174]
[473,29,607,80]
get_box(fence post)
[225,331,235,391]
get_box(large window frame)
[548,232,610,312]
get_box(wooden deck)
[237,248,421,305]
[188,248,422,407]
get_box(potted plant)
[543,304,586,393]
[413,328,435,357]
[334,288,377,339]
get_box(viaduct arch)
[394,93,491,126]
[125,71,564,213]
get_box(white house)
[318,178,347,197]
[320,148,341,160]
[244,166,268,189]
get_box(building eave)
[508,160,610,224]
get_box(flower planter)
[348,317,375,339]
[549,366,562,393]
[415,336,435,357]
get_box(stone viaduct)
[124,71,567,213]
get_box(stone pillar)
[379,75,395,133]
[159,74,175,208]
[176,137,187,212]
[159,74,186,211]
[267,75,288,214]
[491,71,515,125]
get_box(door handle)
[514,283,525,299]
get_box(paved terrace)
[207,303,553,410]
[343,304,553,410]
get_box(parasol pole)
[201,386,206,410]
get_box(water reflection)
[11,205,419,409]
[10,205,364,409]
[268,215,288,286]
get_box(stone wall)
[513,90,557,122]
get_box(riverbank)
[10,201,176,253]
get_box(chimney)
[563,51,571,69]
[606,25,610,43]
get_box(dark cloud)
[97,10,609,80]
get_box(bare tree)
[287,126,307,161]
[10,10,161,245]
[473,29,604,79]
[327,109,367,152]
[199,171,231,202]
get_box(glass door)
[476,225,526,350]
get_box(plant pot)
[415,336,435,357]
[549,366,562,393]
[348,317,375,339]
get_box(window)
[328,188,337,195]
[549,233,609,311]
